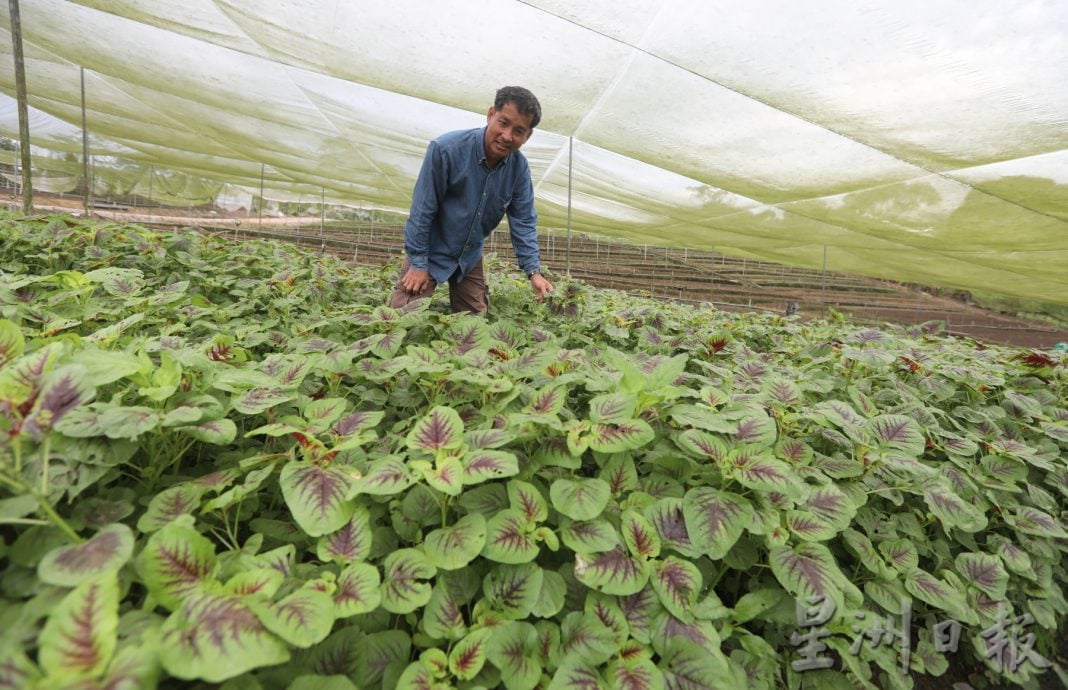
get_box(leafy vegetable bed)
[1,214,1066,689]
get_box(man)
[388,86,554,315]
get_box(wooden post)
[9,0,33,213]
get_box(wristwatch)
[526,269,541,279]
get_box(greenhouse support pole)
[320,187,325,237]
[258,163,265,228]
[80,67,92,214]
[566,136,573,278]
[8,0,33,213]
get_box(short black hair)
[494,86,541,129]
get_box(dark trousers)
[388,257,489,315]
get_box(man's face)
[484,101,534,163]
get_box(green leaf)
[380,548,436,614]
[681,487,753,559]
[484,563,545,619]
[279,460,356,537]
[606,656,665,690]
[550,478,612,521]
[288,675,358,690]
[176,418,237,444]
[423,577,469,640]
[728,447,806,499]
[731,588,790,624]
[487,621,542,690]
[588,419,655,453]
[137,483,207,532]
[98,405,159,439]
[139,352,182,401]
[424,513,487,570]
[922,480,987,532]
[1004,506,1068,538]
[644,498,699,558]
[732,410,777,447]
[0,318,25,366]
[768,542,850,609]
[66,348,141,386]
[462,449,521,484]
[159,592,290,682]
[407,405,464,455]
[667,404,735,433]
[139,518,218,611]
[904,568,971,620]
[303,397,348,432]
[222,569,284,598]
[509,480,549,523]
[559,611,616,666]
[674,428,729,460]
[561,519,621,554]
[232,387,295,415]
[38,523,134,587]
[533,569,568,618]
[316,505,373,563]
[349,456,415,496]
[867,414,925,456]
[333,562,382,618]
[38,575,119,677]
[548,660,606,689]
[574,546,650,596]
[483,509,540,563]
[878,539,919,572]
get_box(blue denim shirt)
[404,126,540,284]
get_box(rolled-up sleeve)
[507,166,540,275]
[404,142,447,270]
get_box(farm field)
[1,213,1067,689]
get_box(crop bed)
[1,214,1068,689]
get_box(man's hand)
[400,267,432,295]
[531,273,554,302]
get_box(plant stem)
[0,471,82,542]
[39,435,51,495]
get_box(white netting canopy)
[0,0,1065,303]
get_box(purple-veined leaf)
[447,317,489,355]
[606,657,665,690]
[937,431,980,457]
[487,621,542,690]
[1004,506,1068,538]
[618,586,664,645]
[785,512,838,542]
[807,451,863,479]
[561,519,621,554]
[904,568,970,619]
[559,611,617,667]
[139,518,217,611]
[728,448,805,499]
[457,483,508,516]
[864,578,910,615]
[303,398,347,433]
[23,365,95,439]
[380,548,436,614]
[666,404,735,434]
[304,627,364,677]
[407,405,464,455]
[673,429,728,461]
[588,392,636,424]
[599,455,639,496]
[333,562,382,618]
[371,328,406,358]
[52,403,106,438]
[465,427,518,449]
[549,660,605,689]
[280,460,356,537]
[803,485,855,530]
[462,448,521,484]
[533,569,568,619]
[194,469,240,493]
[922,480,987,532]
[38,523,133,587]
[202,463,276,512]
[989,536,1032,576]
[550,478,612,521]
[93,405,159,440]
[222,569,284,598]
[588,420,655,453]
[176,418,237,445]
[574,546,650,596]
[622,511,660,559]
[422,456,465,496]
[0,318,24,366]
[657,636,736,688]
[423,578,469,640]
[867,414,925,456]
[813,399,867,429]
[1040,421,1068,444]
[768,542,845,606]
[644,499,698,558]
[332,409,384,437]
[650,557,701,622]
[765,377,803,407]
[159,592,290,682]
[776,437,813,464]
[980,455,1028,488]
[1003,390,1042,420]
[483,509,540,563]
[37,575,119,678]
[525,386,568,417]
[137,484,207,532]
[585,592,627,646]
[349,456,414,496]
[878,539,919,571]
[248,583,334,648]
[535,619,563,669]
[732,411,776,447]
[353,630,411,687]
[316,505,372,563]
[85,267,144,296]
[255,544,296,578]
[231,387,294,415]
[509,480,549,523]
[681,488,753,560]
[954,552,1008,600]
[484,563,545,619]
[450,628,491,681]
[424,513,487,570]
[262,354,313,388]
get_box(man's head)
[484,86,541,165]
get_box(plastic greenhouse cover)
[0,0,1064,304]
